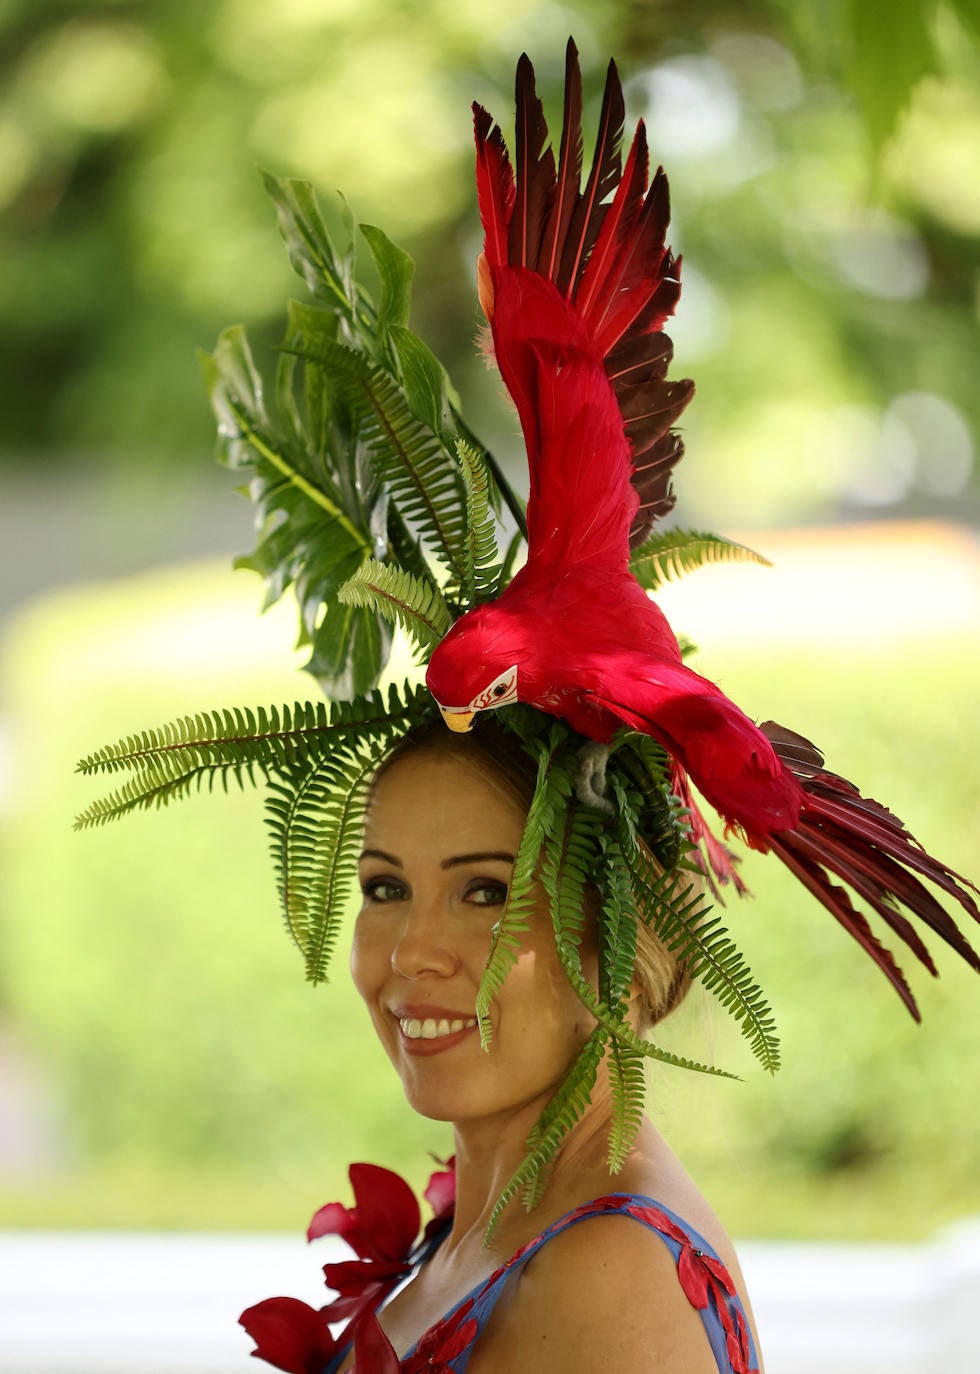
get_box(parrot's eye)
[493,684,507,698]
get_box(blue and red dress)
[324,1192,759,1374]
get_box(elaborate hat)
[77,40,979,1223]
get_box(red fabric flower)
[352,1310,402,1373]
[423,1158,456,1222]
[321,1256,412,1321]
[245,1160,458,1372]
[402,1298,479,1374]
[308,1164,421,1260]
[239,1296,338,1374]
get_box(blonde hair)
[373,721,693,1032]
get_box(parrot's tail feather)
[762,722,980,1018]
[766,829,924,1020]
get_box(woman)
[328,723,761,1373]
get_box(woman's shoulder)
[465,1200,725,1374]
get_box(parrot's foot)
[576,743,615,815]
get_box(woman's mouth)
[395,1013,479,1055]
[399,1015,477,1039]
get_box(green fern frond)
[607,1040,647,1173]
[485,1028,608,1237]
[629,529,771,592]
[338,559,452,657]
[475,729,572,1048]
[76,686,432,779]
[293,335,468,579]
[456,438,502,606]
[635,854,781,1073]
[266,736,383,982]
[550,922,736,1078]
[73,760,258,830]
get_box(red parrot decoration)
[424,40,980,1016]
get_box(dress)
[324,1192,759,1373]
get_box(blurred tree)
[0,0,977,524]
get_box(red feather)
[427,46,980,1016]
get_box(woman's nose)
[390,902,459,979]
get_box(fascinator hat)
[77,40,979,1223]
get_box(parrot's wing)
[474,39,695,557]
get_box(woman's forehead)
[363,749,526,852]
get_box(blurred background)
[1,0,978,1276]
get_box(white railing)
[1,1220,978,1373]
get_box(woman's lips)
[392,1008,480,1057]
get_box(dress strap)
[402,1193,759,1374]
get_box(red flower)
[352,1310,402,1373]
[308,1164,421,1260]
[239,1296,338,1374]
[402,1298,478,1374]
[321,1256,411,1322]
[423,1158,456,1223]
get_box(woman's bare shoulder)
[464,1212,720,1374]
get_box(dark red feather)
[537,38,584,281]
[509,53,556,269]
[557,59,625,295]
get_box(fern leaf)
[456,438,502,606]
[76,686,431,779]
[338,559,452,657]
[635,854,781,1074]
[475,729,572,1048]
[629,529,771,592]
[73,760,255,829]
[266,737,382,982]
[293,336,468,579]
[607,1041,647,1173]
[485,1028,608,1237]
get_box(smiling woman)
[322,723,760,1374]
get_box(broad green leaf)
[361,223,414,335]
[261,171,355,315]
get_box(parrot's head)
[425,603,531,733]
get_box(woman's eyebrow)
[441,851,515,869]
[359,848,402,867]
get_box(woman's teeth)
[399,1016,477,1040]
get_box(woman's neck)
[440,1081,660,1260]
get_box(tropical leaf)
[629,529,771,592]
[338,559,452,657]
[486,1028,608,1235]
[475,728,571,1048]
[75,686,435,828]
[266,734,384,983]
[607,1040,647,1173]
[456,438,503,606]
[73,759,260,830]
[635,853,781,1074]
[201,324,392,698]
[261,172,357,318]
[361,224,413,336]
[294,334,468,580]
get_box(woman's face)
[350,748,595,1126]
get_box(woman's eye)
[465,881,508,906]
[361,878,406,903]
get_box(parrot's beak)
[439,707,475,733]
